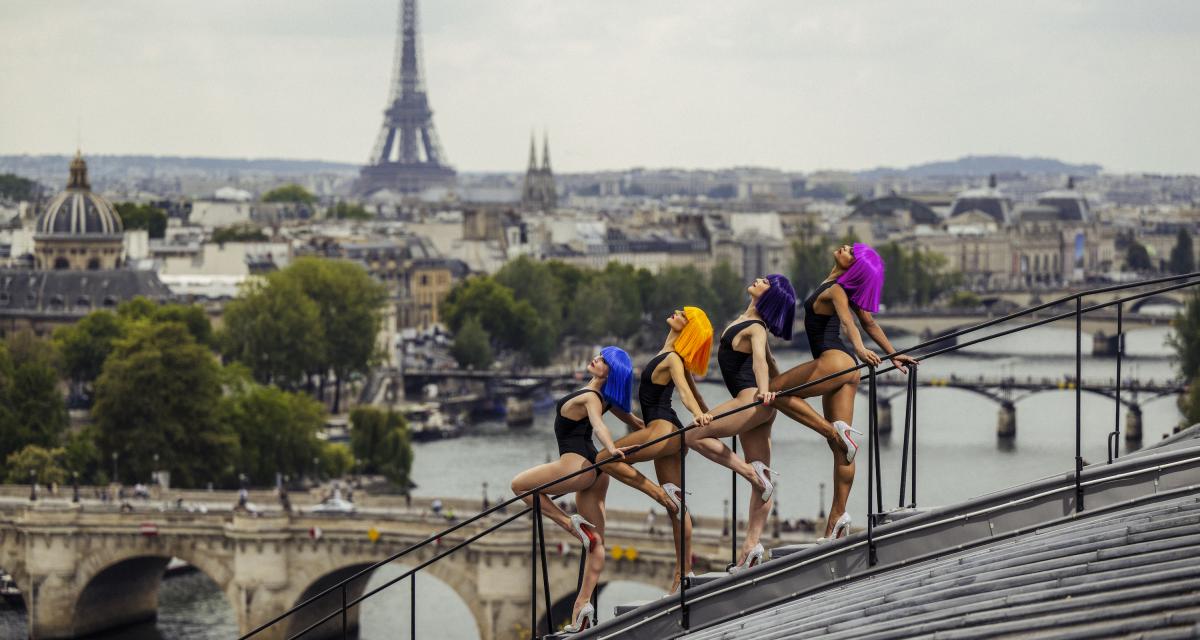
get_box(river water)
[0,324,1183,639]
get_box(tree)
[54,310,124,388]
[450,315,493,369]
[349,407,413,489]
[219,370,326,486]
[212,224,269,243]
[221,275,324,387]
[1169,228,1196,275]
[274,258,386,412]
[328,202,372,220]
[4,445,67,485]
[0,173,42,202]
[115,202,167,239]
[1170,292,1200,382]
[1126,241,1153,272]
[117,299,214,347]
[261,184,316,205]
[61,426,105,484]
[93,321,236,487]
[0,332,67,457]
[789,221,833,297]
[319,443,354,479]
[443,276,530,350]
[709,260,746,325]
[644,266,718,326]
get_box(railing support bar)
[898,369,913,509]
[1075,297,1085,512]
[910,365,919,508]
[1109,302,1123,464]
[410,573,416,640]
[731,435,738,566]
[538,497,553,637]
[867,365,878,566]
[678,427,689,630]
[531,491,540,638]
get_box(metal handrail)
[239,271,1199,640]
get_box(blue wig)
[600,346,634,413]
[755,274,797,340]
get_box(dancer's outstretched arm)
[749,324,777,405]
[583,393,624,460]
[853,306,917,373]
[670,354,711,425]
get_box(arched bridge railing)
[238,271,1200,640]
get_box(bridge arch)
[1128,295,1182,314]
[69,541,236,638]
[282,549,489,640]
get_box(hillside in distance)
[857,155,1102,179]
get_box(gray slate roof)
[688,493,1200,639]
[0,269,172,318]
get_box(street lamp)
[772,501,781,540]
[818,482,826,520]
[482,481,489,511]
[72,472,80,503]
[111,451,119,484]
[722,498,730,537]
[29,469,36,502]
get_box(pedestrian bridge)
[0,496,810,639]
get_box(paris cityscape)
[1,1,1199,639]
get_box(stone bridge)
[881,308,1167,347]
[0,497,801,640]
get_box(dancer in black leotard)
[768,243,916,540]
[685,274,796,572]
[510,347,639,633]
[595,306,715,595]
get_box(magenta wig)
[755,274,796,340]
[837,243,885,312]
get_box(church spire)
[527,133,538,171]
[541,132,552,172]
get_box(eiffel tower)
[356,0,456,195]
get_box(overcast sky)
[2,0,1198,174]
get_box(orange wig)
[674,306,713,376]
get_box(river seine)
[0,324,1182,639]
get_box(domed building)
[34,151,125,270]
[948,175,1014,226]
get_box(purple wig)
[755,274,796,340]
[837,243,885,313]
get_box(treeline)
[443,257,748,368]
[1172,294,1200,428]
[1,258,413,490]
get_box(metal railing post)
[898,372,913,509]
[531,491,540,637]
[1075,297,1085,512]
[341,584,347,640]
[410,573,416,640]
[910,365,919,508]
[679,428,689,630]
[1109,302,1123,464]
[730,435,738,566]
[867,365,878,566]
[537,500,553,637]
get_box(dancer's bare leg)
[653,454,693,591]
[572,473,609,621]
[823,379,858,536]
[596,420,683,516]
[684,389,773,491]
[511,455,596,536]
[736,417,774,564]
[770,351,859,464]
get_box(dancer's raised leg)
[822,378,858,536]
[595,420,683,516]
[684,389,773,492]
[770,351,859,463]
[511,456,596,536]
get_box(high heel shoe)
[816,513,852,544]
[569,514,599,552]
[727,543,764,573]
[834,420,863,464]
[661,483,691,521]
[749,461,779,502]
[562,602,595,633]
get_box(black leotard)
[554,389,606,463]
[638,351,684,430]
[803,281,857,361]
[717,319,766,396]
